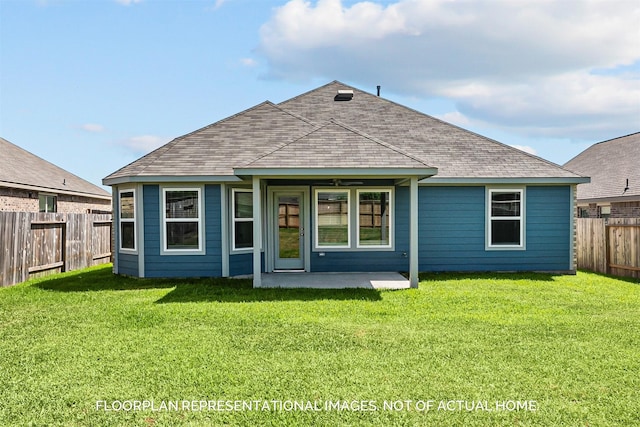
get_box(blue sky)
[1,0,638,191]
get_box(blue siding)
[113,188,139,276]
[419,186,571,272]
[229,253,266,276]
[230,253,252,276]
[122,183,572,278]
[310,186,411,272]
[118,253,139,276]
[142,184,222,278]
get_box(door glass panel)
[278,195,300,259]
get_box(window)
[488,188,524,249]
[162,187,203,252]
[119,189,135,251]
[39,194,57,213]
[357,190,392,248]
[232,189,253,251]
[315,190,350,248]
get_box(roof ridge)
[592,131,640,145]
[564,131,640,166]
[325,118,434,167]
[111,101,286,179]
[241,118,324,168]
[329,87,584,177]
[231,102,321,167]
[1,137,110,196]
[276,80,352,106]
[243,117,435,169]
[266,101,319,127]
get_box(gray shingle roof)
[104,81,585,183]
[243,119,432,169]
[106,102,317,180]
[279,81,583,179]
[1,137,111,199]
[564,132,640,201]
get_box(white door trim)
[267,186,310,272]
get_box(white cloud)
[213,0,227,9]
[81,123,105,133]
[258,0,640,140]
[444,71,640,138]
[118,135,169,153]
[241,57,258,67]
[115,0,142,5]
[436,111,471,127]
[509,145,538,156]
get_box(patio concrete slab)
[260,272,410,290]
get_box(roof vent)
[334,89,354,101]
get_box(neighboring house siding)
[57,194,111,213]
[143,184,222,278]
[419,186,571,272]
[580,201,640,218]
[611,202,640,218]
[0,186,110,213]
[0,187,37,211]
[310,186,410,272]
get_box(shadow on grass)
[576,270,640,284]
[34,266,177,292]
[33,265,382,302]
[156,282,382,303]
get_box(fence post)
[604,224,610,275]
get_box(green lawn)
[0,266,638,426]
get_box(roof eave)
[420,177,591,185]
[233,167,438,180]
[102,175,243,186]
[576,195,640,204]
[0,181,111,200]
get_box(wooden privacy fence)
[0,212,112,287]
[576,218,640,278]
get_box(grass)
[0,266,638,426]
[278,227,300,258]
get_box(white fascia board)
[420,177,591,185]
[102,175,243,186]
[0,181,112,200]
[577,195,640,204]
[234,167,437,178]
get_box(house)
[564,132,640,219]
[1,137,111,213]
[103,81,588,288]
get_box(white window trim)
[161,186,205,255]
[118,188,136,252]
[356,188,393,249]
[231,188,254,253]
[314,188,351,249]
[38,192,57,213]
[486,187,525,250]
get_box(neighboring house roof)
[0,137,111,199]
[564,132,640,202]
[104,81,586,185]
